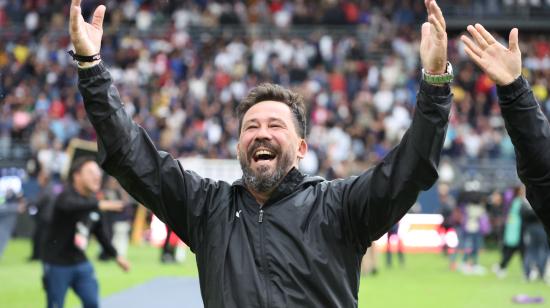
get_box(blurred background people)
[27,170,59,261]
[438,183,456,257]
[456,190,490,275]
[98,176,135,260]
[493,186,525,278]
[42,157,130,308]
[0,189,23,259]
[520,201,549,282]
[386,221,405,268]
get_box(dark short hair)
[237,83,307,138]
[68,156,97,184]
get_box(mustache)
[247,140,279,159]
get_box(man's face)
[75,161,102,195]
[237,101,307,193]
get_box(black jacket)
[43,186,118,265]
[78,62,451,307]
[497,77,550,244]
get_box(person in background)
[438,182,456,256]
[493,185,525,278]
[361,245,379,276]
[98,176,134,260]
[459,191,488,275]
[521,200,549,282]
[28,170,59,261]
[485,190,506,248]
[386,221,405,267]
[449,189,467,271]
[0,189,24,259]
[42,157,130,308]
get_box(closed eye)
[269,121,286,129]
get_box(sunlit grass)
[1,239,547,308]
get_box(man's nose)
[254,125,272,141]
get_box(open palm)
[69,0,105,56]
[420,0,448,74]
[461,24,522,86]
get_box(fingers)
[71,0,82,7]
[475,23,496,45]
[509,28,520,53]
[467,24,488,50]
[69,2,82,34]
[425,0,446,40]
[91,5,106,30]
[428,15,444,39]
[464,46,483,67]
[431,1,446,30]
[421,22,431,42]
[461,35,483,58]
[421,22,431,35]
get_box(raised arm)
[341,0,452,249]
[461,24,550,241]
[68,0,228,251]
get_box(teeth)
[255,150,273,156]
[253,149,275,160]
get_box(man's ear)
[297,139,308,159]
[236,143,240,160]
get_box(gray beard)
[239,152,293,193]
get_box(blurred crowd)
[2,0,550,32]
[437,183,549,283]
[1,0,550,182]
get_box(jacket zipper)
[258,209,271,307]
[258,209,264,223]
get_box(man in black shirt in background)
[42,157,130,308]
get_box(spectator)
[0,189,23,259]
[98,176,134,260]
[28,170,60,261]
[438,182,456,256]
[521,201,549,282]
[493,186,525,278]
[386,222,405,267]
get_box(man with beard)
[69,0,453,306]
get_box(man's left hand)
[420,0,448,75]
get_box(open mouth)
[253,149,277,162]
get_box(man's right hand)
[99,200,125,212]
[69,0,105,64]
[116,256,131,272]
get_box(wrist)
[426,68,446,75]
[497,74,521,87]
[422,62,453,85]
[78,60,101,69]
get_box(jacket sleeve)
[497,76,550,242]
[340,81,451,251]
[55,190,99,212]
[77,62,227,252]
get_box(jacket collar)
[233,167,323,205]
